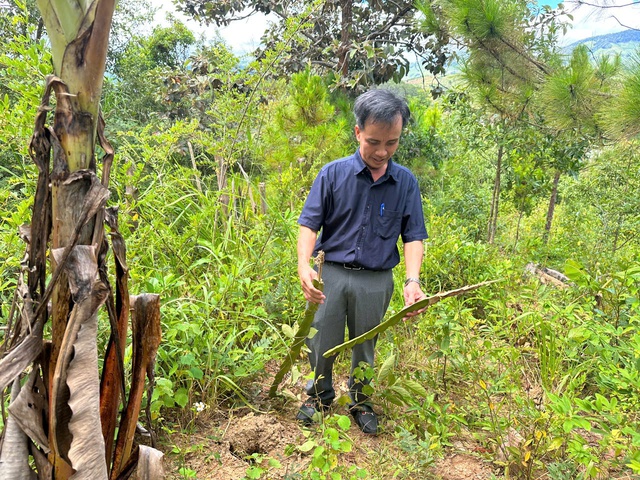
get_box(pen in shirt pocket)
[380,203,384,217]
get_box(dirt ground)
[159,363,497,480]
[156,363,636,480]
[163,407,496,480]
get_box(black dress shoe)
[349,404,378,434]
[296,398,329,425]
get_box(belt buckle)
[343,263,363,270]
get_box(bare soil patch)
[432,453,494,480]
[163,405,496,480]
[160,360,498,479]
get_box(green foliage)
[242,454,282,479]
[258,68,350,211]
[539,45,621,133]
[176,0,449,90]
[107,0,156,71]
[394,96,451,172]
[103,17,198,128]
[109,122,302,416]
[428,0,553,114]
[112,15,195,75]
[423,213,508,290]
[0,3,47,316]
[2,3,640,476]
[556,141,640,266]
[261,67,349,173]
[292,414,368,480]
[0,2,50,178]
[600,49,640,139]
[0,193,33,322]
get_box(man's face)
[355,114,403,174]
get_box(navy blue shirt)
[298,150,428,271]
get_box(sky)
[152,1,640,55]
[551,0,640,45]
[151,2,274,55]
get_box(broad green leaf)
[403,379,428,398]
[245,467,263,479]
[547,437,563,452]
[180,352,196,365]
[282,323,296,339]
[389,384,412,402]
[564,259,590,286]
[337,415,351,430]
[175,388,189,408]
[298,440,317,452]
[568,326,591,342]
[339,441,352,453]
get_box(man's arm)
[403,240,427,317]
[298,225,326,304]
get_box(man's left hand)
[403,282,427,318]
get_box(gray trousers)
[305,263,394,406]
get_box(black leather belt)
[325,261,366,271]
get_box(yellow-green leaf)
[377,354,396,383]
[298,440,316,453]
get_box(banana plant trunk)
[36,2,115,477]
[0,1,162,479]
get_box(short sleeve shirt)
[298,149,428,271]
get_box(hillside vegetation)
[0,1,639,479]
[568,29,640,61]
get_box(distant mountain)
[564,29,640,61]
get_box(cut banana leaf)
[323,279,501,358]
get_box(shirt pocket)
[374,210,402,240]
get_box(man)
[296,89,428,434]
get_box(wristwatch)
[404,277,421,287]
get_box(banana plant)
[0,1,163,479]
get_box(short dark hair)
[354,89,410,129]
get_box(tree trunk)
[337,0,353,79]
[543,169,561,244]
[487,144,503,244]
[514,210,524,252]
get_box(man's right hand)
[298,264,326,304]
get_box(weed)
[292,414,369,480]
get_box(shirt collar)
[353,149,398,183]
